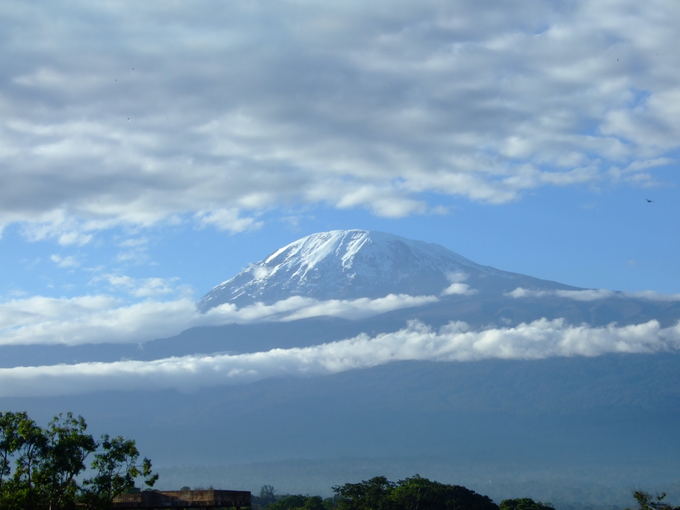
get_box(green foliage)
[264,494,331,510]
[267,494,309,510]
[0,410,157,510]
[0,411,47,510]
[333,474,498,510]
[630,491,680,510]
[392,475,498,510]
[302,496,329,510]
[259,484,277,506]
[41,413,98,510]
[334,476,395,510]
[80,434,158,510]
[500,498,555,510]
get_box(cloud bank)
[2,318,679,397]
[0,293,437,346]
[5,283,680,347]
[508,287,680,302]
[1,0,679,238]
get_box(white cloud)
[506,288,615,301]
[506,288,537,299]
[57,231,93,246]
[130,278,179,298]
[627,290,680,302]
[118,238,148,248]
[1,0,679,236]
[0,295,119,331]
[281,294,438,321]
[200,293,439,326]
[50,254,79,268]
[195,209,262,233]
[442,282,477,296]
[20,211,95,246]
[608,157,672,186]
[0,297,197,346]
[94,274,181,298]
[446,271,469,283]
[2,317,679,397]
[0,293,439,346]
[115,237,151,264]
[507,287,680,302]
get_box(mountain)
[3,230,680,508]
[198,229,573,310]
[6,353,680,508]
[3,230,680,368]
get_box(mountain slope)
[3,230,680,507]
[199,230,574,310]
[4,353,680,507]
[2,230,680,369]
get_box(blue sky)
[1,0,680,351]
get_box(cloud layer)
[2,318,679,397]
[0,293,437,346]
[5,282,680,347]
[1,0,679,238]
[508,287,680,302]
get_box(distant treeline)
[251,475,679,510]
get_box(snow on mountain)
[198,229,572,310]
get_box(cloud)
[280,294,438,321]
[0,296,197,347]
[2,317,679,397]
[94,274,182,298]
[445,271,469,283]
[1,0,679,236]
[20,211,95,246]
[50,254,79,268]
[507,288,615,301]
[441,272,477,295]
[507,287,680,302]
[195,208,263,233]
[608,158,672,187]
[626,290,680,302]
[0,293,438,347]
[442,283,477,296]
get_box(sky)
[1,0,680,369]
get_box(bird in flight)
[645,198,654,203]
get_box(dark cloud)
[1,0,678,236]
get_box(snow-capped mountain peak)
[198,229,566,311]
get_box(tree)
[266,495,329,510]
[333,475,498,510]
[259,484,277,506]
[301,496,328,510]
[267,495,308,510]
[333,476,395,510]
[9,412,47,510]
[40,413,97,510]
[390,475,498,510]
[0,412,24,492]
[0,411,157,510]
[500,498,555,510]
[81,434,158,510]
[629,491,679,510]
